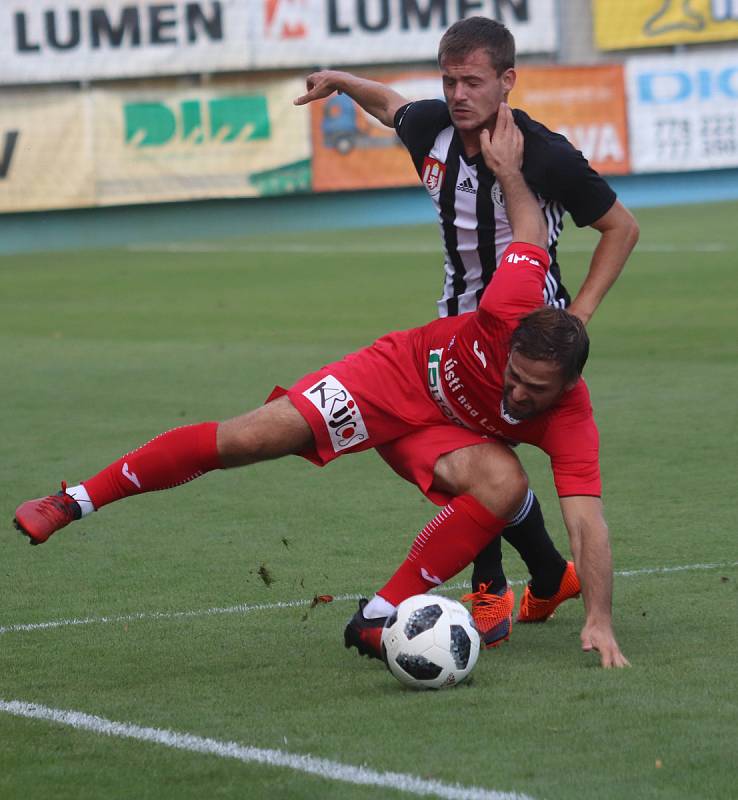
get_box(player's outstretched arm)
[294,70,408,128]
[560,495,630,668]
[480,104,547,250]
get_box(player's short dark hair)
[437,16,515,76]
[510,307,590,383]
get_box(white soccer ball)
[381,594,480,690]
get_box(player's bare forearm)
[497,172,547,250]
[570,511,613,625]
[560,496,630,668]
[294,70,407,128]
[568,201,640,325]
[482,104,547,250]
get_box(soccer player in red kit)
[296,16,640,646]
[14,105,628,669]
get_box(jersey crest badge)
[422,157,446,197]
[491,181,505,209]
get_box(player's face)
[502,351,573,421]
[440,49,515,132]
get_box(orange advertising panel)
[512,64,630,175]
[311,64,629,192]
[310,71,432,192]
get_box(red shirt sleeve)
[540,383,601,497]
[479,241,550,322]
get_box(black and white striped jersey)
[394,100,617,318]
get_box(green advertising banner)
[0,76,312,212]
[93,77,311,205]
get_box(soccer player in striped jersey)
[295,16,639,647]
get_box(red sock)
[83,422,222,510]
[378,494,507,606]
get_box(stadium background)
[2,0,738,253]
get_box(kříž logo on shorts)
[303,376,368,453]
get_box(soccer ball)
[381,594,480,690]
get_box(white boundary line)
[0,699,534,800]
[611,561,738,577]
[126,242,443,254]
[0,593,358,636]
[1,561,735,637]
[125,241,732,255]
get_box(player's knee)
[467,449,528,520]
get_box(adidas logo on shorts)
[456,177,476,194]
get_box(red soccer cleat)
[461,583,514,648]
[517,561,581,623]
[13,482,81,545]
[344,598,386,660]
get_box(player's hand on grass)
[581,622,630,668]
[480,103,523,178]
[294,71,343,105]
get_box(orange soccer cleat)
[517,561,581,623]
[461,583,514,648]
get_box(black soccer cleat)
[344,598,387,661]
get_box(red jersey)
[412,242,601,497]
[282,241,600,500]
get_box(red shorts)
[268,329,489,505]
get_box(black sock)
[502,493,566,598]
[471,535,507,594]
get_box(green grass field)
[1,201,737,800]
